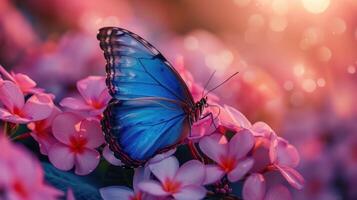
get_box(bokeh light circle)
[302,0,330,14]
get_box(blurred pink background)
[1,0,357,199]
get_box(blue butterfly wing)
[97,27,194,166]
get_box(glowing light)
[184,36,199,50]
[347,65,356,74]
[283,81,294,91]
[317,46,332,62]
[248,14,265,29]
[329,18,346,35]
[272,0,289,15]
[269,16,288,32]
[204,50,234,73]
[302,0,330,14]
[234,0,251,7]
[317,78,326,87]
[293,64,305,76]
[302,79,317,93]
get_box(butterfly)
[97,27,236,167]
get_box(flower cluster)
[0,62,304,199]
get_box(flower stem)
[11,132,31,141]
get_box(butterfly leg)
[199,112,217,129]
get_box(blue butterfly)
[97,27,230,167]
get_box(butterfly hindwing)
[97,27,194,166]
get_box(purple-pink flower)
[0,80,53,124]
[60,76,110,117]
[243,173,292,200]
[199,130,255,184]
[0,135,62,200]
[27,106,62,155]
[48,112,104,175]
[139,156,206,200]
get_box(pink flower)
[27,106,62,155]
[139,156,206,200]
[199,130,255,184]
[243,173,292,200]
[0,136,62,200]
[100,168,155,200]
[0,65,43,94]
[0,80,53,123]
[60,76,110,116]
[48,112,105,175]
[269,135,304,190]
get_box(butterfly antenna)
[201,70,216,98]
[204,72,239,96]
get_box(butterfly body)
[97,27,207,167]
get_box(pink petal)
[138,180,169,196]
[74,148,100,175]
[133,167,151,192]
[172,185,206,200]
[227,157,254,182]
[97,89,111,105]
[275,165,305,190]
[203,165,224,185]
[79,119,104,148]
[243,173,266,200]
[100,186,134,200]
[0,108,30,123]
[265,185,292,200]
[229,129,254,159]
[148,156,179,183]
[77,76,107,102]
[224,105,252,129]
[251,121,274,137]
[175,160,205,186]
[60,97,92,110]
[148,148,176,165]
[102,145,123,166]
[52,112,82,144]
[0,80,24,110]
[198,134,228,163]
[270,137,300,167]
[12,73,37,93]
[30,131,57,155]
[48,143,75,171]
[22,93,53,121]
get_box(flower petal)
[48,143,75,171]
[270,137,300,167]
[228,157,254,182]
[74,148,100,175]
[12,73,37,93]
[172,185,206,200]
[77,76,107,102]
[0,108,30,123]
[79,119,104,148]
[60,97,92,110]
[265,184,292,200]
[133,167,151,192]
[251,121,274,138]
[52,112,82,144]
[229,129,254,159]
[243,173,266,200]
[275,165,305,190]
[138,180,169,196]
[199,134,228,163]
[224,105,252,129]
[22,93,53,121]
[100,186,134,200]
[203,165,224,185]
[175,160,205,186]
[148,148,176,165]
[0,80,24,110]
[149,156,179,183]
[102,145,123,166]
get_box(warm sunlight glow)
[302,0,330,14]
